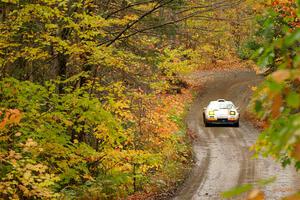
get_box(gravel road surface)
[174,70,300,200]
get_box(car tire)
[205,121,209,127]
[203,113,209,127]
[234,120,239,127]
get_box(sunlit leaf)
[287,92,300,108]
[247,189,265,200]
[221,184,253,198]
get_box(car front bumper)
[206,118,239,124]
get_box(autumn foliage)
[272,0,300,27]
[0,0,254,198]
[0,0,201,197]
[0,78,193,199]
[0,109,21,129]
[249,0,300,174]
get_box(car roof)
[209,100,233,104]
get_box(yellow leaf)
[83,174,94,181]
[251,86,257,91]
[64,120,73,127]
[247,189,265,200]
[15,132,22,137]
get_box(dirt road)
[174,70,300,200]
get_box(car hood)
[208,108,238,117]
[214,109,230,118]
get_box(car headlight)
[230,111,236,115]
[208,111,215,115]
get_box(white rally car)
[203,99,240,127]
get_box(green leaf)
[221,184,253,198]
[257,47,275,67]
[257,176,276,187]
[255,100,263,112]
[287,92,300,108]
[267,80,284,92]
[284,29,300,47]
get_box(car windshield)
[209,102,233,109]
[218,103,233,109]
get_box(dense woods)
[0,0,253,199]
[4,0,300,198]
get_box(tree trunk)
[58,53,67,93]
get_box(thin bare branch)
[106,0,174,47]
[105,0,157,19]
[109,0,242,42]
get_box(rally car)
[203,99,240,127]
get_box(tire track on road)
[173,70,300,200]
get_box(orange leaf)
[272,69,290,83]
[292,143,300,161]
[247,189,265,200]
[272,94,282,118]
[283,193,300,200]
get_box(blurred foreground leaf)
[221,184,253,198]
[222,177,275,199]
[247,189,265,200]
[283,193,300,200]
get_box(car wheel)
[234,120,239,127]
[205,121,209,127]
[203,120,209,127]
[205,122,210,127]
[203,113,207,127]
